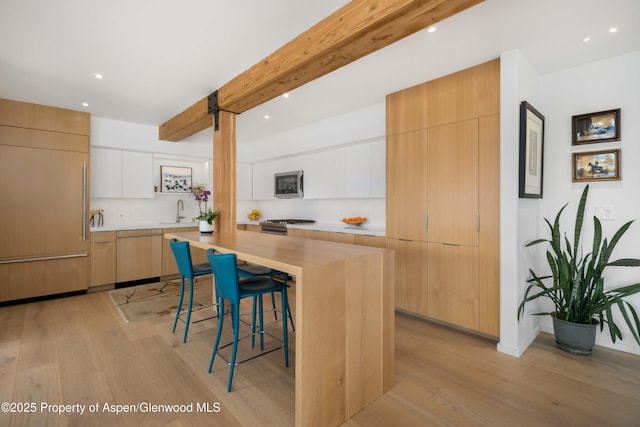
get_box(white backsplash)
[237,198,385,228]
[91,193,202,227]
[92,195,385,229]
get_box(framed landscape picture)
[572,149,620,182]
[519,101,545,198]
[572,108,620,145]
[161,165,192,192]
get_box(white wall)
[92,116,212,158]
[90,117,212,227]
[537,50,640,355]
[237,103,385,162]
[497,50,543,357]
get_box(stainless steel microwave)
[274,170,303,198]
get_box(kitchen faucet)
[176,199,184,222]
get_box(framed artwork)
[519,101,545,198]
[160,165,192,192]
[572,149,620,182]
[572,108,620,145]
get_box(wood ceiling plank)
[159,0,483,142]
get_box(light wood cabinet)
[90,231,116,287]
[161,227,207,276]
[427,242,479,330]
[355,234,386,248]
[0,98,89,302]
[288,228,329,240]
[386,238,428,314]
[426,120,479,246]
[386,129,429,241]
[385,59,500,337]
[293,228,386,249]
[116,229,162,282]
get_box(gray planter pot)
[552,313,598,355]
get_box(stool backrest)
[169,239,194,277]
[207,250,240,304]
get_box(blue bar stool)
[169,239,215,343]
[238,264,295,332]
[207,249,290,392]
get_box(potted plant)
[191,183,221,233]
[518,184,640,354]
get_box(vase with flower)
[191,183,221,233]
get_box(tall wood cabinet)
[0,98,90,301]
[386,59,500,337]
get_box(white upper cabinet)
[91,147,153,198]
[343,140,385,198]
[91,147,122,198]
[252,160,277,200]
[122,151,153,198]
[247,140,385,200]
[344,144,370,198]
[237,163,252,200]
[370,140,386,198]
[303,149,345,199]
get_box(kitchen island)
[164,230,394,427]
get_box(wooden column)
[213,110,237,233]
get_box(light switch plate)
[595,205,614,221]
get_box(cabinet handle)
[82,162,87,241]
[442,243,460,247]
[477,215,480,232]
[425,213,428,230]
[0,253,89,264]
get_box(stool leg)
[209,300,225,373]
[251,296,258,348]
[183,277,194,343]
[259,295,265,350]
[281,289,289,367]
[173,275,186,333]
[270,291,278,321]
[228,305,240,392]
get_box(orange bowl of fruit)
[342,216,367,226]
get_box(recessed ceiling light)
[427,27,436,33]
[82,102,89,107]
[264,115,270,119]
[583,37,591,42]
[95,73,103,79]
[609,27,618,33]
[283,93,289,98]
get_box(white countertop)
[91,220,386,237]
[288,222,385,237]
[90,221,199,232]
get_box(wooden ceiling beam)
[159,0,483,142]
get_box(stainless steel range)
[259,219,315,235]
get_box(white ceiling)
[1,0,639,146]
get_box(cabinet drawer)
[91,231,116,243]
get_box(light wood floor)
[1,283,639,426]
